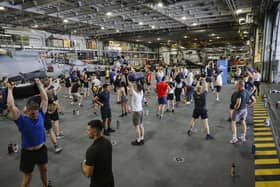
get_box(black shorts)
[192,109,208,119]
[66,83,71,88]
[101,108,112,120]
[206,77,212,83]
[229,104,235,110]
[44,111,59,130]
[20,145,48,173]
[84,82,89,88]
[215,86,222,92]
[167,94,174,100]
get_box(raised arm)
[201,78,208,92]
[7,82,21,120]
[35,79,48,114]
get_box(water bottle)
[264,118,270,127]
[251,144,256,154]
[231,163,236,177]
[116,120,120,129]
[264,98,268,108]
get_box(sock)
[137,138,141,142]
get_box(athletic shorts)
[44,113,52,130]
[84,82,89,88]
[167,94,174,100]
[65,83,71,88]
[206,77,212,83]
[158,96,167,105]
[120,96,128,103]
[215,86,222,92]
[20,145,48,173]
[192,109,208,119]
[132,111,143,126]
[232,108,247,122]
[101,108,112,120]
[229,104,235,110]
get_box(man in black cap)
[7,79,52,187]
[82,119,114,187]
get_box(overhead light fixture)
[138,22,143,25]
[211,33,216,36]
[243,31,249,34]
[209,39,213,42]
[63,19,69,23]
[191,22,198,26]
[0,6,5,10]
[32,24,39,28]
[73,30,77,33]
[157,2,163,8]
[236,9,242,14]
[216,36,221,39]
[157,38,161,41]
[148,41,152,44]
[116,29,120,33]
[181,16,187,20]
[151,25,155,29]
[106,12,112,16]
[194,38,198,41]
[184,35,188,39]
[101,26,105,30]
[136,40,140,42]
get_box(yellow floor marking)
[255,132,273,136]
[255,137,274,141]
[255,169,280,176]
[255,159,280,165]
[254,128,271,131]
[255,143,276,148]
[256,181,280,187]
[255,150,277,156]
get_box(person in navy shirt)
[7,79,51,187]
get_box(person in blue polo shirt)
[7,79,51,187]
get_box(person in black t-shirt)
[82,119,114,187]
[205,61,214,91]
[186,77,214,140]
[71,79,83,106]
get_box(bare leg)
[202,119,210,135]
[48,129,57,145]
[108,118,112,128]
[20,173,32,187]
[53,120,60,135]
[139,124,144,140]
[228,109,233,120]
[37,164,48,187]
[231,121,237,138]
[188,118,197,130]
[240,120,247,136]
[136,126,141,141]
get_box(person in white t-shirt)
[128,81,144,146]
[215,71,223,101]
[253,70,261,96]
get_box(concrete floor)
[0,84,255,187]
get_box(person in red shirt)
[156,76,168,119]
[146,70,152,94]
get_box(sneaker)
[56,134,64,139]
[166,109,170,112]
[238,136,246,142]
[187,130,192,136]
[119,114,124,117]
[131,140,142,146]
[230,137,239,144]
[108,128,115,133]
[54,145,63,153]
[206,134,214,140]
[103,130,110,136]
[171,109,174,113]
[216,98,220,102]
[94,112,97,115]
[140,139,145,145]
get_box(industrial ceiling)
[0,0,257,45]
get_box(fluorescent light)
[157,38,161,40]
[63,19,69,23]
[151,25,155,29]
[101,26,105,30]
[184,35,188,39]
[106,12,112,16]
[73,30,77,33]
[136,40,140,42]
[181,16,187,20]
[209,39,212,42]
[138,22,143,25]
[157,2,163,8]
[116,29,120,33]
[236,9,242,14]
[216,36,221,39]
[191,22,198,26]
[32,24,38,28]
[211,33,216,36]
[148,41,152,44]
[0,6,5,10]
[194,38,198,41]
[243,31,249,34]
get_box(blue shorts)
[158,96,167,105]
[101,107,112,120]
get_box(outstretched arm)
[7,82,20,120]
[35,79,48,114]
